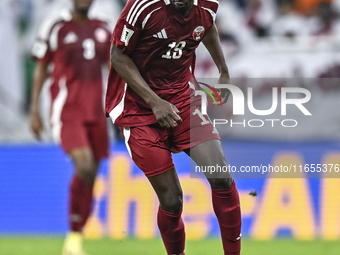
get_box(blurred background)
[1,0,340,254]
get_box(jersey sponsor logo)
[63,31,78,44]
[95,28,108,43]
[121,25,134,46]
[152,28,168,39]
[192,26,205,41]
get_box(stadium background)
[1,0,340,254]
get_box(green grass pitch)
[0,238,340,255]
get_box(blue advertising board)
[0,141,340,240]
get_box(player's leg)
[185,140,241,255]
[69,148,99,230]
[148,169,186,255]
[121,125,185,255]
[63,150,99,255]
[185,139,233,187]
[172,104,241,255]
[59,120,108,255]
[62,148,99,255]
[67,120,108,233]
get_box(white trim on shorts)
[123,127,132,157]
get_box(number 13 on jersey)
[162,41,186,59]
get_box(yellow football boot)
[62,232,91,255]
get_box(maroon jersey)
[32,10,111,123]
[106,0,219,126]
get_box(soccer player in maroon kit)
[29,0,111,254]
[106,0,242,254]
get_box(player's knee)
[162,199,183,213]
[75,160,97,182]
[161,193,183,213]
[209,177,233,189]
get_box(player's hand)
[30,110,43,140]
[216,72,230,105]
[151,99,182,128]
[216,88,230,105]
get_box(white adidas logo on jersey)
[153,29,168,39]
[63,32,78,44]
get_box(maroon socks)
[69,175,93,232]
[68,175,240,255]
[157,182,241,255]
[212,181,242,255]
[157,206,186,255]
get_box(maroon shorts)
[122,105,220,177]
[53,119,109,161]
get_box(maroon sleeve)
[201,0,219,23]
[31,38,53,64]
[212,0,219,14]
[110,0,143,53]
[31,18,56,64]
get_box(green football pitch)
[0,238,339,255]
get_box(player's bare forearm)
[203,24,230,103]
[29,61,48,138]
[202,24,229,77]
[30,61,48,112]
[110,44,182,128]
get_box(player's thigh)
[122,124,175,177]
[57,121,97,172]
[186,139,233,188]
[57,121,89,154]
[173,106,233,187]
[171,105,220,152]
[87,119,109,161]
[148,168,183,213]
[188,139,227,167]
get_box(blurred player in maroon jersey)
[29,0,111,254]
[106,0,242,254]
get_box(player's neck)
[178,5,193,16]
[171,0,193,17]
[72,11,90,24]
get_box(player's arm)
[110,44,182,128]
[29,61,48,139]
[202,24,230,104]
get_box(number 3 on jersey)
[162,41,186,59]
[82,38,95,60]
